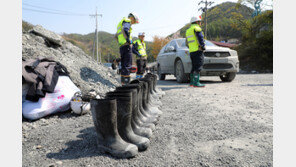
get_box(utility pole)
[90,7,102,63]
[252,0,263,17]
[198,0,214,39]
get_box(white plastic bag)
[22,76,80,120]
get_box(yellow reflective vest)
[185,24,202,53]
[133,39,147,57]
[116,17,133,46]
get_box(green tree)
[232,10,273,71]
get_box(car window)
[171,41,177,50]
[164,41,177,53]
[176,39,186,48]
[163,42,172,53]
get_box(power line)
[23,2,88,15]
[22,7,89,16]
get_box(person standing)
[132,32,147,79]
[185,16,206,87]
[115,13,139,85]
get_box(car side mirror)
[166,46,175,52]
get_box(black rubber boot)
[116,84,157,126]
[145,73,165,96]
[129,80,160,120]
[139,78,163,116]
[106,91,153,139]
[117,85,158,123]
[137,80,158,114]
[105,92,150,151]
[112,87,157,129]
[144,74,163,104]
[145,73,159,95]
[90,98,138,158]
[114,88,155,131]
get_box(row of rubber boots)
[90,73,165,158]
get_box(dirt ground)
[22,74,273,167]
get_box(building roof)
[210,40,237,48]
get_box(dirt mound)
[22,25,120,96]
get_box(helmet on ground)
[128,12,139,23]
[70,92,91,115]
[190,16,202,23]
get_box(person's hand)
[201,46,206,51]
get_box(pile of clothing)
[90,73,165,158]
[22,57,92,120]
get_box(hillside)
[62,31,154,63]
[168,2,253,41]
[22,20,155,63]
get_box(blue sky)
[22,0,272,41]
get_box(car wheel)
[158,65,166,80]
[175,59,188,83]
[220,72,236,82]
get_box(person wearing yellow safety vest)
[115,12,139,85]
[185,16,206,87]
[132,32,147,79]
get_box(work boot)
[105,92,150,151]
[139,79,163,117]
[129,80,161,123]
[144,74,162,99]
[90,98,138,158]
[145,73,165,96]
[116,84,158,124]
[189,73,193,87]
[121,76,130,85]
[113,88,156,130]
[141,77,163,108]
[106,90,153,138]
[193,73,205,87]
[144,74,164,102]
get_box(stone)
[30,25,63,46]
[56,161,63,165]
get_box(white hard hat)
[70,92,91,115]
[138,32,145,36]
[71,101,91,115]
[128,12,139,23]
[190,16,202,23]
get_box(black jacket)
[22,57,69,102]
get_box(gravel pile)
[22,25,120,96]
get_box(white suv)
[157,38,239,83]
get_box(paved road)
[22,74,273,167]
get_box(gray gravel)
[22,74,273,167]
[22,25,120,95]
